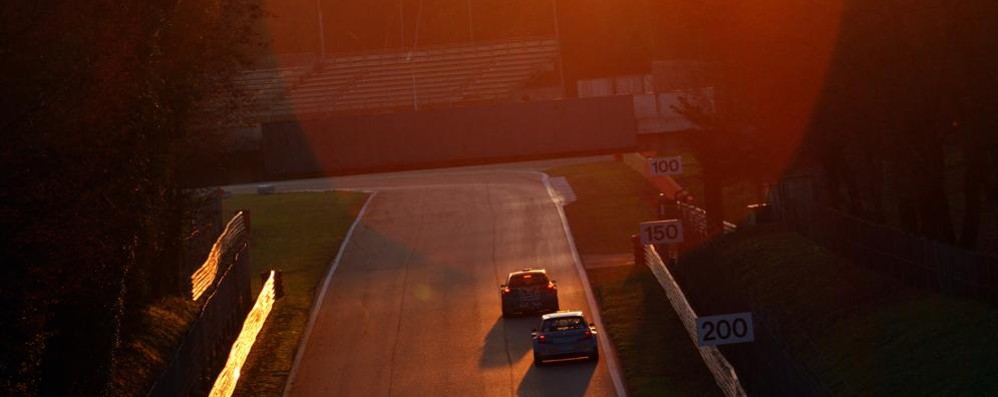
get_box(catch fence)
[771,175,998,304]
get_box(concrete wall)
[261,96,637,177]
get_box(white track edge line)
[281,191,378,397]
[537,172,628,397]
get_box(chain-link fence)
[658,236,845,396]
[807,207,998,303]
[771,175,998,304]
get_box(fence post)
[632,234,645,267]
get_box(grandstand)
[231,37,560,121]
[231,57,315,112]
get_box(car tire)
[590,350,599,362]
[533,353,545,367]
[501,304,514,317]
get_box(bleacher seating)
[231,65,314,110]
[250,37,559,120]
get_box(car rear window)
[542,317,586,332]
[509,273,549,287]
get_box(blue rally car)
[531,311,599,365]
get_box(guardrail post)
[658,193,678,220]
[236,210,251,233]
[632,234,645,267]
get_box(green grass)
[680,228,998,395]
[223,191,369,396]
[548,161,723,396]
[588,266,724,396]
[548,161,662,255]
[550,160,998,395]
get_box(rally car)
[531,311,599,365]
[499,268,559,317]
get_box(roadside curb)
[281,191,378,397]
[537,172,629,397]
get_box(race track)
[281,170,619,397]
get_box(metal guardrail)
[148,212,252,397]
[643,244,747,397]
[191,212,248,301]
[676,200,737,236]
[209,270,277,397]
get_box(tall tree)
[0,0,262,394]
[669,0,842,232]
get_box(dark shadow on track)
[516,357,598,397]
[480,314,537,368]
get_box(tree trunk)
[820,146,844,211]
[959,152,984,249]
[988,153,998,201]
[958,117,988,248]
[887,155,920,233]
[702,154,726,236]
[917,143,956,244]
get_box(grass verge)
[548,161,662,255]
[550,159,998,394]
[548,161,723,396]
[223,191,369,396]
[110,297,198,396]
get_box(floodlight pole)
[467,0,475,42]
[551,0,566,98]
[316,0,326,60]
[411,0,423,111]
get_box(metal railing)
[148,212,253,397]
[209,270,277,397]
[191,212,249,301]
[770,175,998,304]
[676,200,738,238]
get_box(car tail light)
[502,287,510,294]
[581,330,592,340]
[538,335,547,343]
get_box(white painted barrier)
[644,245,747,397]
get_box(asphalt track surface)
[255,160,619,397]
